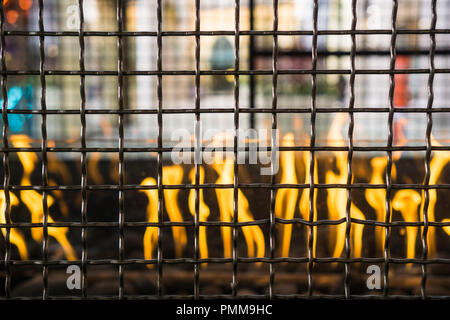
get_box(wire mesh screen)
[0,0,449,300]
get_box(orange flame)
[140,166,187,260]
[365,157,389,251]
[418,134,450,256]
[442,219,450,236]
[140,177,158,266]
[88,152,103,185]
[10,135,76,261]
[162,166,187,257]
[0,191,28,259]
[188,166,210,263]
[275,133,299,257]
[326,114,365,258]
[299,147,318,258]
[392,189,421,267]
[47,141,71,217]
[212,156,265,260]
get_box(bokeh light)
[19,0,33,11]
[6,9,18,25]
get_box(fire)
[212,155,265,260]
[140,177,158,265]
[392,190,421,267]
[47,140,71,217]
[162,166,187,257]
[10,135,76,261]
[275,133,299,257]
[188,166,210,263]
[326,114,365,258]
[87,152,103,184]
[418,135,450,257]
[365,157,389,251]
[0,191,28,259]
[140,166,187,260]
[365,118,405,252]
[274,132,318,257]
[443,219,450,236]
[299,147,318,258]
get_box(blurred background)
[1,0,450,153]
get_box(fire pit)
[0,0,449,300]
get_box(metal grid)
[0,0,449,300]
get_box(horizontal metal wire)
[0,218,449,229]
[4,257,450,266]
[2,107,450,114]
[0,183,449,191]
[1,146,450,152]
[3,28,450,37]
[2,68,450,75]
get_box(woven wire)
[0,0,449,300]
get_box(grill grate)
[0,0,449,300]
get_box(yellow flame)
[299,148,318,258]
[212,156,265,260]
[365,157,388,251]
[0,191,28,259]
[188,166,210,264]
[10,135,76,261]
[139,166,187,260]
[49,178,69,217]
[442,219,450,236]
[418,135,450,257]
[275,133,299,257]
[162,166,187,257]
[88,152,103,185]
[326,114,365,258]
[392,189,421,267]
[139,177,158,266]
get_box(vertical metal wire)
[248,0,255,129]
[384,0,398,298]
[156,0,164,297]
[307,0,319,297]
[344,0,357,299]
[421,0,437,300]
[193,0,201,299]
[38,0,49,300]
[231,0,240,298]
[0,0,11,299]
[117,0,125,299]
[78,0,88,299]
[268,0,278,300]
